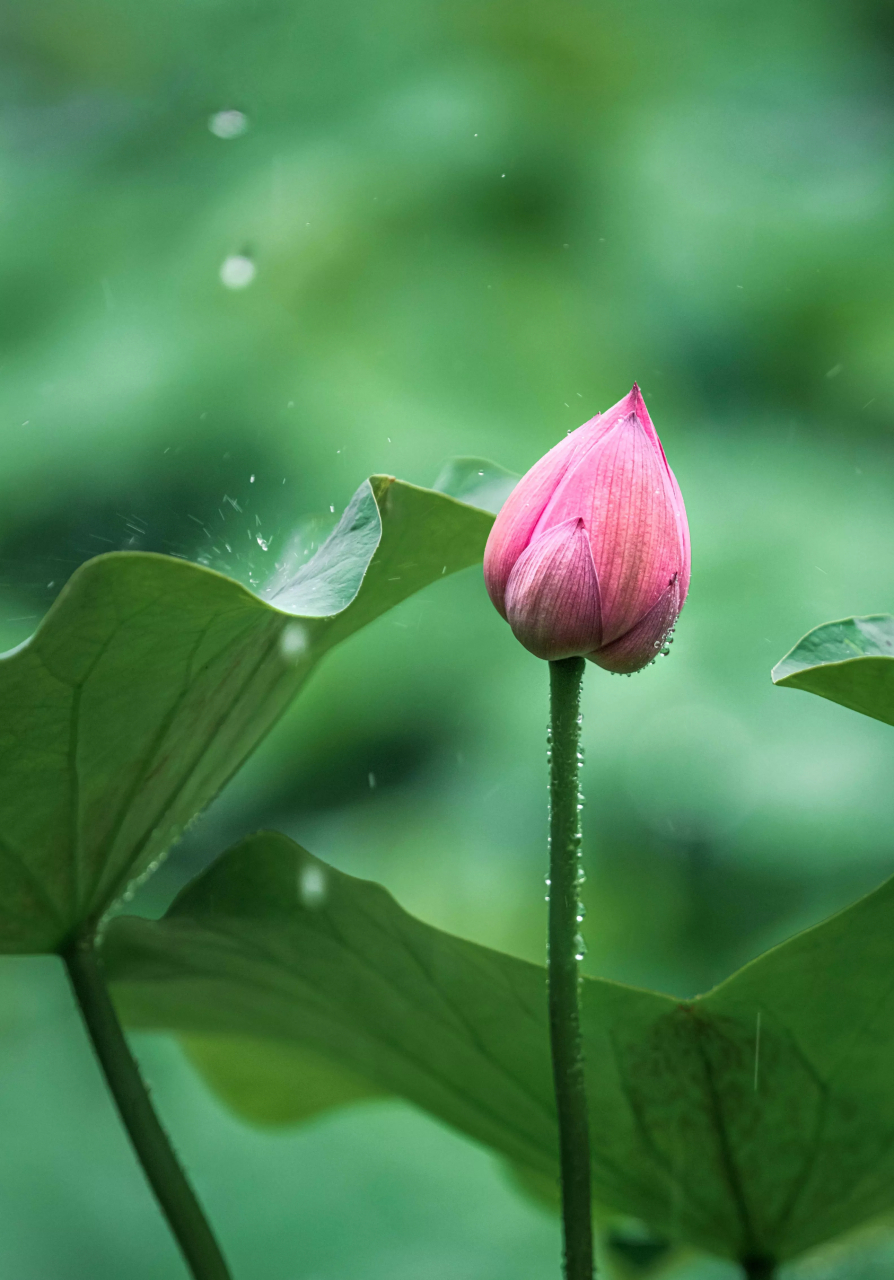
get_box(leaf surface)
[104,831,894,1262]
[432,456,518,514]
[0,475,494,952]
[181,1036,386,1127]
[772,614,894,727]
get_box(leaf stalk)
[61,930,233,1280]
[548,656,594,1280]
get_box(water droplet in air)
[250,474,255,483]
[256,536,268,550]
[209,110,249,139]
[280,622,309,661]
[220,255,256,289]
[298,863,327,908]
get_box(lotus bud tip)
[483,385,689,673]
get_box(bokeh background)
[2,0,894,1275]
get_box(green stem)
[548,656,594,1280]
[61,931,233,1280]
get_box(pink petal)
[483,412,614,617]
[533,411,683,643]
[601,386,691,601]
[588,574,681,674]
[601,384,660,449]
[504,517,603,660]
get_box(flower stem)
[61,930,233,1280]
[548,656,594,1280]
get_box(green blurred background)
[2,0,894,1275]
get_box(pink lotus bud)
[483,385,690,673]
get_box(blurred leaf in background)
[2,0,894,1275]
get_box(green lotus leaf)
[0,474,494,952]
[772,614,894,727]
[104,830,894,1266]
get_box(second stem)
[62,931,233,1280]
[548,656,594,1280]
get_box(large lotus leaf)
[772,614,894,727]
[181,1036,387,1127]
[104,830,894,1265]
[180,1043,681,1280]
[0,474,495,953]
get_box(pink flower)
[483,385,690,673]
